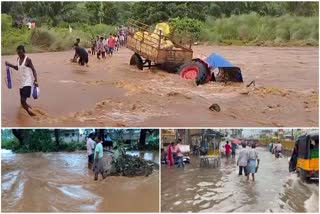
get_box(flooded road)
[1,150,159,212]
[2,46,318,127]
[161,147,319,213]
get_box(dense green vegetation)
[1,129,159,153]
[1,1,319,54]
[1,129,86,153]
[200,13,318,46]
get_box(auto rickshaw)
[289,133,319,182]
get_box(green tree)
[11,129,54,152]
[85,2,121,25]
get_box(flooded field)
[1,150,159,212]
[2,46,318,127]
[161,147,319,213]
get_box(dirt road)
[2,46,318,127]
[1,150,159,212]
[161,147,319,213]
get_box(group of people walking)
[237,143,260,181]
[72,29,127,66]
[86,133,106,181]
[91,32,126,59]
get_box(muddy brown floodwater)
[161,147,319,213]
[1,150,159,212]
[1,46,318,127]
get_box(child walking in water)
[5,45,38,116]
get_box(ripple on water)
[304,191,319,213]
[197,182,214,187]
[174,201,182,206]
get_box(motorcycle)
[174,154,190,165]
[161,154,190,165]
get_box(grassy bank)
[1,13,318,55]
[200,13,318,46]
[1,14,116,55]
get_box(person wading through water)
[86,133,95,169]
[231,141,237,158]
[73,43,89,66]
[93,135,107,181]
[237,143,249,176]
[5,45,38,116]
[91,37,97,55]
[247,144,259,181]
[72,38,81,60]
[166,142,174,166]
[225,141,231,159]
[97,37,106,59]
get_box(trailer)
[126,20,209,84]
[126,19,243,85]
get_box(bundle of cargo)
[132,22,177,50]
[153,23,170,36]
[133,32,175,50]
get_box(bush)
[1,139,19,150]
[2,14,116,54]
[1,14,12,33]
[58,141,86,152]
[200,13,318,46]
[169,17,203,43]
[30,28,56,47]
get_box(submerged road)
[1,150,159,212]
[161,147,319,212]
[2,46,318,127]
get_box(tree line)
[1,129,159,153]
[1,1,318,27]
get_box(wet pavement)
[161,147,319,212]
[1,150,159,212]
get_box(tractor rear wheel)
[178,61,211,85]
[130,53,143,70]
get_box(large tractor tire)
[178,61,211,85]
[130,53,143,70]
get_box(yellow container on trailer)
[154,22,170,36]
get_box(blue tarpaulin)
[205,53,243,82]
[205,53,235,69]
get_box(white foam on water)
[197,182,214,187]
[304,191,319,213]
[186,187,197,191]
[199,202,211,209]
[59,80,77,84]
[174,201,182,206]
